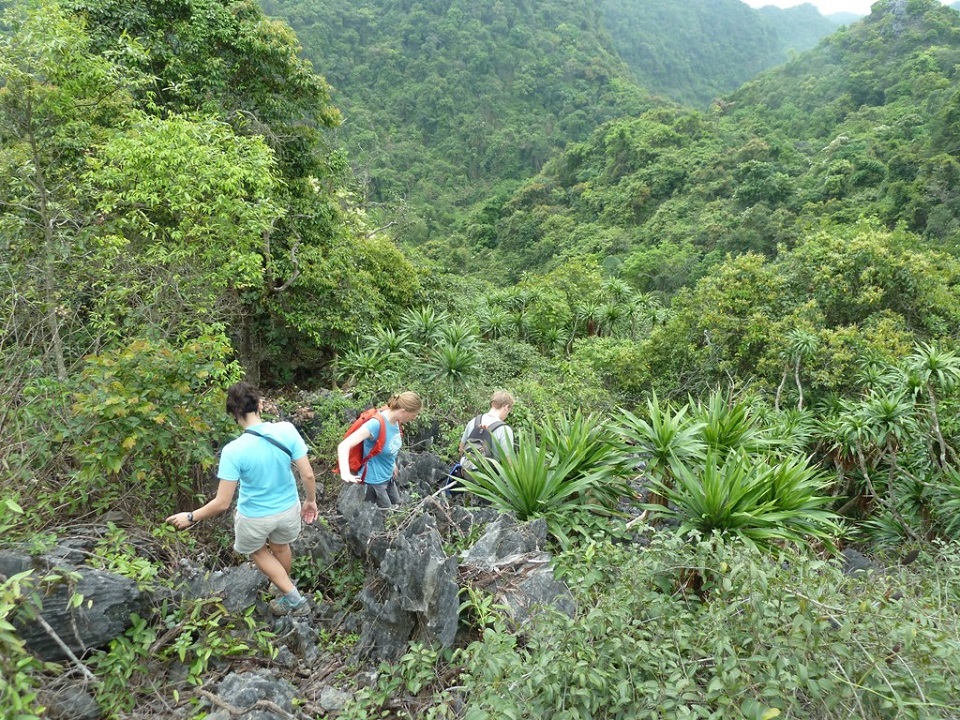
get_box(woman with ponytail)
[337,391,422,508]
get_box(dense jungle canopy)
[5,0,960,717]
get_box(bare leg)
[249,545,294,594]
[269,542,293,576]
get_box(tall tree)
[0,1,139,378]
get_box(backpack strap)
[243,429,293,458]
[358,410,388,480]
[485,420,505,434]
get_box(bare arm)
[166,479,237,529]
[337,426,372,483]
[294,455,318,524]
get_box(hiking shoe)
[265,584,283,598]
[269,596,310,617]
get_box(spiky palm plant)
[438,319,479,349]
[337,346,388,386]
[399,306,447,345]
[907,341,960,468]
[695,389,771,459]
[461,438,618,548]
[646,449,839,552]
[424,341,479,387]
[534,324,567,356]
[538,411,634,510]
[774,328,818,411]
[615,393,706,505]
[476,306,509,339]
[363,326,411,356]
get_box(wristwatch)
[187,512,194,524]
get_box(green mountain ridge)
[260,0,840,243]
[602,0,839,108]
[452,0,960,290]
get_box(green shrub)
[648,450,841,552]
[459,534,960,719]
[0,571,43,720]
[13,334,238,527]
[459,413,631,547]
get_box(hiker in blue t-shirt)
[337,391,422,508]
[166,382,318,617]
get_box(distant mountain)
[824,11,864,24]
[452,0,960,285]
[602,0,839,107]
[261,0,655,241]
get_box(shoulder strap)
[360,411,388,465]
[486,420,506,434]
[243,429,293,458]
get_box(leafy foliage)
[461,534,960,719]
[459,412,630,547]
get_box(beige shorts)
[233,502,301,555]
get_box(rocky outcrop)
[0,548,143,662]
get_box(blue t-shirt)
[217,421,308,517]
[361,415,401,485]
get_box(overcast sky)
[741,0,947,15]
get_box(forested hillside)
[260,0,838,244]
[454,0,960,286]
[601,0,839,108]
[5,0,960,717]
[258,0,654,242]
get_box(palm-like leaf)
[438,319,479,348]
[908,341,960,391]
[538,411,634,509]
[476,306,509,339]
[363,325,411,355]
[615,393,706,486]
[337,346,388,383]
[424,341,479,387]
[647,450,839,552]
[534,324,568,356]
[695,389,771,458]
[399,306,448,344]
[460,440,608,548]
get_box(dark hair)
[226,381,260,419]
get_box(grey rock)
[295,521,344,566]
[40,682,102,720]
[186,563,262,613]
[462,516,547,569]
[337,484,390,566]
[206,670,298,720]
[8,553,142,662]
[841,548,878,575]
[319,686,353,711]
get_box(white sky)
[741,0,947,15]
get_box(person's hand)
[341,472,362,484]
[166,512,194,529]
[301,501,318,525]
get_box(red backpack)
[343,407,396,481]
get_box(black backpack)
[463,414,506,465]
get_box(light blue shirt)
[361,415,401,485]
[218,421,308,517]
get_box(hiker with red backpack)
[456,390,515,486]
[337,391,422,508]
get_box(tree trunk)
[29,113,67,381]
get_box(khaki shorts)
[234,502,301,555]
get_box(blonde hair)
[387,391,422,413]
[490,390,514,409]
